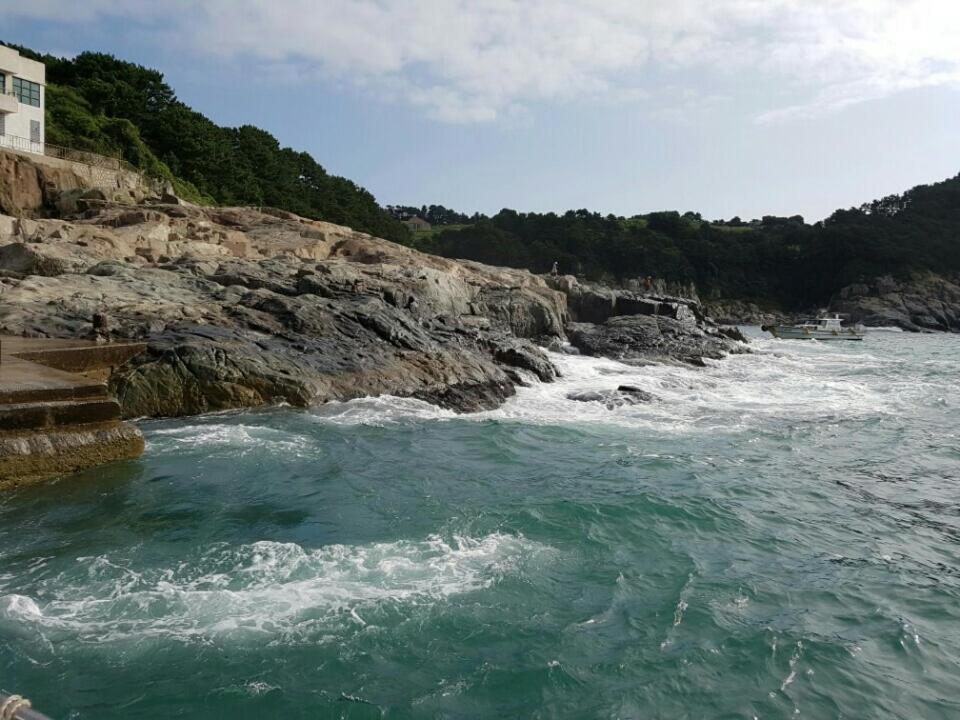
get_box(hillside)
[3,42,411,245]
[409,174,960,311]
[5,42,958,314]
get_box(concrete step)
[10,341,146,374]
[0,398,121,433]
[0,382,108,405]
[0,356,109,405]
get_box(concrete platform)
[0,356,108,404]
[0,335,147,487]
[0,335,146,373]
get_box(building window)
[0,72,5,93]
[0,115,5,137]
[13,77,41,107]
[30,120,41,143]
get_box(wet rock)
[566,315,737,364]
[0,203,568,417]
[0,169,741,422]
[567,384,656,409]
[717,326,748,343]
[491,338,558,382]
[616,385,656,401]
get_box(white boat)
[763,314,864,341]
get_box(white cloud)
[5,0,960,123]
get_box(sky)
[3,0,960,222]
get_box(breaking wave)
[0,533,548,646]
[299,333,918,433]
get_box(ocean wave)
[146,422,313,455]
[478,342,900,432]
[309,395,457,426]
[0,533,547,646]
[144,334,940,440]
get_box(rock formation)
[0,149,151,218]
[0,149,742,437]
[702,299,785,327]
[0,202,570,417]
[567,385,657,409]
[545,275,742,364]
[831,273,960,332]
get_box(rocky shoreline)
[830,273,960,332]
[704,274,960,334]
[0,200,744,431]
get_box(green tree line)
[6,42,957,309]
[409,174,960,309]
[5,43,410,244]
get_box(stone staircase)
[0,338,146,488]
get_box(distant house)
[403,216,432,232]
[0,45,45,153]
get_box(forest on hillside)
[410,175,960,309]
[5,44,410,244]
[4,42,958,310]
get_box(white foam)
[0,533,548,645]
[146,333,940,441]
[479,339,903,432]
[147,422,312,455]
[309,395,457,426]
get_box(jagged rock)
[702,299,783,326]
[546,274,707,328]
[831,273,960,332]
[0,169,740,421]
[0,242,80,276]
[718,326,748,343]
[567,384,656,409]
[0,149,150,218]
[566,315,737,364]
[491,338,557,382]
[0,203,571,416]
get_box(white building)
[0,45,45,153]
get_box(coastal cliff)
[0,195,740,426]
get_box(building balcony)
[0,93,17,114]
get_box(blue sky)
[4,0,960,221]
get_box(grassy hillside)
[5,43,410,244]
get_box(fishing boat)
[762,314,864,341]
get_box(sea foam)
[0,533,547,646]
[290,335,906,435]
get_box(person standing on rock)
[551,261,559,277]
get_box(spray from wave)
[300,336,908,432]
[0,533,548,646]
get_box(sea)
[1,329,958,719]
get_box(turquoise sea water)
[1,330,959,719]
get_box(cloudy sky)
[4,0,960,220]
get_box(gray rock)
[566,314,737,364]
[567,384,657,409]
[831,273,960,332]
[0,196,740,421]
[0,242,75,276]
